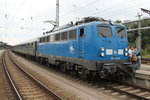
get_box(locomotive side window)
[69,29,76,40]
[61,31,68,41]
[55,33,60,41]
[116,27,126,39]
[50,35,55,42]
[46,36,49,42]
[98,26,112,38]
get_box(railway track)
[10,51,150,100]
[97,80,150,100]
[38,63,150,100]
[55,68,150,100]
[2,51,64,100]
[61,75,150,100]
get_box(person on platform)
[134,48,142,69]
[130,48,141,70]
[128,47,132,61]
[128,47,138,71]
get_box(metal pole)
[136,13,142,51]
[56,0,59,27]
[127,26,150,32]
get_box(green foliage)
[126,18,150,57]
[115,20,122,23]
[142,50,150,58]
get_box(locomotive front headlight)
[125,48,128,51]
[125,52,128,56]
[101,52,105,56]
[101,47,105,51]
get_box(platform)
[135,64,150,80]
[130,64,150,89]
[140,64,150,71]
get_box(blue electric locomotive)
[36,17,132,79]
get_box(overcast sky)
[0,0,150,45]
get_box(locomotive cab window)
[80,28,84,37]
[98,26,112,38]
[116,27,126,39]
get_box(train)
[13,17,135,79]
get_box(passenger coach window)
[69,29,76,40]
[98,26,112,38]
[43,37,45,42]
[116,27,126,39]
[61,32,67,41]
[39,38,42,43]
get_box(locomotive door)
[78,27,85,58]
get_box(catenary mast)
[56,0,59,27]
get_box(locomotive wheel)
[60,63,66,73]
[79,73,87,79]
[70,70,78,77]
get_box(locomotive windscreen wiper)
[116,27,125,39]
[117,27,124,33]
[100,32,107,38]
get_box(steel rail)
[8,52,64,100]
[2,52,23,100]
[100,81,150,100]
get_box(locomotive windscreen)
[98,26,112,38]
[115,27,126,39]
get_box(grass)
[142,55,150,58]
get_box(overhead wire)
[6,0,26,28]
[92,0,150,17]
[60,0,150,21]
[60,0,100,19]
